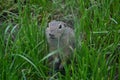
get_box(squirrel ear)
[63,23,67,27]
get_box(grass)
[0,0,120,80]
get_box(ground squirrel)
[46,20,75,72]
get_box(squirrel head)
[47,20,66,39]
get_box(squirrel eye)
[59,25,62,29]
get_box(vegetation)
[0,0,120,80]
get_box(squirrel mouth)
[49,33,55,39]
[50,36,55,39]
[49,34,56,39]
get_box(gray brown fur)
[46,20,75,70]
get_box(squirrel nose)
[49,33,55,37]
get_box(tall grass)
[0,0,120,80]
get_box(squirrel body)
[46,20,75,70]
